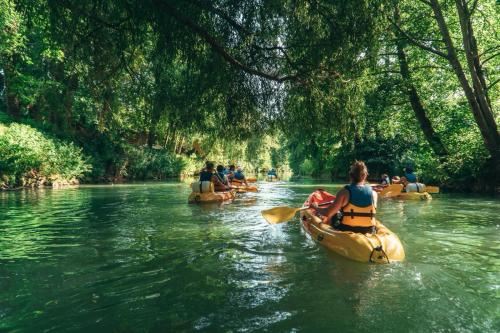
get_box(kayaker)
[311,161,377,234]
[227,165,236,182]
[380,173,390,186]
[371,173,390,193]
[199,162,230,192]
[216,165,229,184]
[401,176,426,193]
[267,168,277,180]
[233,167,248,186]
[404,166,418,183]
[199,161,214,182]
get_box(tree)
[394,0,499,171]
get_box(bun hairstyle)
[349,161,368,183]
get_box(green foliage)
[0,0,496,191]
[299,159,315,176]
[125,146,185,180]
[0,120,91,187]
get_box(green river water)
[0,181,499,332]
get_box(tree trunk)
[63,74,78,133]
[3,65,21,119]
[429,0,500,166]
[393,7,449,160]
[454,0,497,139]
[147,103,161,148]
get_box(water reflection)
[0,182,498,332]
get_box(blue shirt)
[345,184,373,207]
[405,172,417,183]
[199,170,213,182]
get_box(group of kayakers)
[378,166,425,193]
[199,161,249,191]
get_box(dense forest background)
[0,0,498,191]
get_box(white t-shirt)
[405,183,426,193]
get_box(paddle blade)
[426,186,440,194]
[261,206,300,224]
[379,184,403,197]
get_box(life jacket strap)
[344,209,376,218]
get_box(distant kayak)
[377,184,432,200]
[301,190,405,263]
[395,191,432,200]
[188,190,236,203]
[231,178,257,184]
[230,184,259,193]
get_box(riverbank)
[1,114,496,194]
[0,111,187,189]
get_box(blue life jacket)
[234,171,245,180]
[405,172,417,183]
[199,170,213,182]
[345,184,373,207]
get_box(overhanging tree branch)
[487,78,500,90]
[189,0,253,37]
[154,0,298,83]
[391,21,449,59]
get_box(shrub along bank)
[0,112,187,189]
[0,120,90,189]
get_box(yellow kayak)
[231,184,259,193]
[396,191,432,200]
[378,184,432,200]
[188,190,236,203]
[231,178,257,185]
[301,190,405,263]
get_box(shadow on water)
[0,181,499,332]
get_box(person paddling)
[233,167,249,186]
[380,173,390,186]
[216,165,230,185]
[400,176,426,193]
[199,162,230,192]
[227,165,236,182]
[404,166,418,183]
[268,168,277,177]
[311,161,377,234]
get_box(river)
[0,181,499,332]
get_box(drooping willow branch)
[154,0,299,83]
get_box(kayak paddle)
[426,186,440,194]
[378,184,404,198]
[261,200,334,224]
